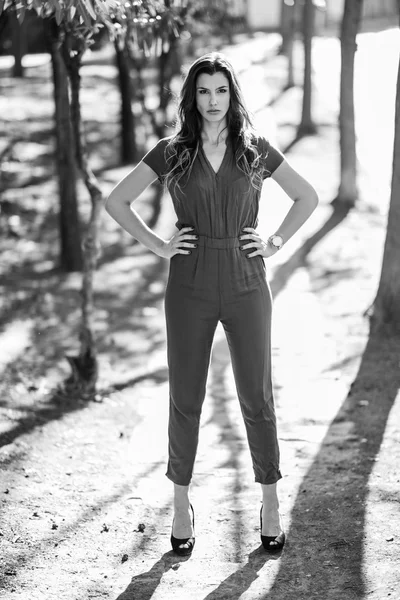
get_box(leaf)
[93,0,111,9]
[17,4,26,23]
[82,0,96,19]
[1,0,14,14]
[78,0,93,26]
[54,1,63,25]
[30,0,45,16]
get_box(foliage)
[0,0,251,58]
[0,0,193,56]
[115,0,189,57]
[0,0,112,27]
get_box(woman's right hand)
[156,227,198,259]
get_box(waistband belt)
[196,235,241,249]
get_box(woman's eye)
[198,90,208,94]
[218,89,227,93]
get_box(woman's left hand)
[239,227,277,259]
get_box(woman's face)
[195,72,230,126]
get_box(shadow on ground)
[115,549,279,600]
[0,249,169,452]
[251,326,400,599]
[115,552,191,600]
[270,203,351,298]
[121,327,397,600]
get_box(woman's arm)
[269,159,319,244]
[105,160,197,258]
[105,161,165,254]
[240,159,319,257]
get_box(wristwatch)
[268,234,284,251]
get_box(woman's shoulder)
[142,135,175,178]
[250,132,284,157]
[151,134,175,151]
[248,131,285,176]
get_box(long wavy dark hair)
[164,52,269,197]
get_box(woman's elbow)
[309,188,319,211]
[105,192,119,215]
[303,183,319,212]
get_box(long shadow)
[206,333,248,562]
[282,127,318,155]
[203,549,279,600]
[270,203,351,298]
[253,85,291,114]
[106,366,169,392]
[258,326,400,599]
[115,552,190,600]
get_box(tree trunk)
[285,1,297,89]
[46,20,83,272]
[10,9,26,77]
[297,0,317,137]
[159,41,173,114]
[159,35,182,112]
[114,41,138,165]
[332,0,364,209]
[371,54,400,332]
[63,33,103,395]
[287,33,295,89]
[280,0,294,56]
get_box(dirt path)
[1,27,400,600]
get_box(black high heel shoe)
[260,504,285,553]
[171,503,195,556]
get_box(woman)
[105,52,318,556]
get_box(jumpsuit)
[142,134,284,486]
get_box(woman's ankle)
[173,483,190,510]
[261,483,279,509]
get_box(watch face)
[272,235,283,247]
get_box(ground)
[1,21,400,600]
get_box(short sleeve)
[257,136,285,179]
[141,136,172,183]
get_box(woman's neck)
[201,121,228,146]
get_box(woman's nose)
[209,95,217,106]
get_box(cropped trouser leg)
[164,283,218,486]
[221,279,282,485]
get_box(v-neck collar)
[199,140,229,176]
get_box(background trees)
[1,0,399,395]
[0,0,186,393]
[0,0,231,394]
